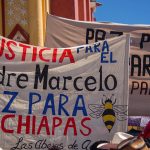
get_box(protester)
[140,121,150,139]
[90,132,150,150]
[139,121,150,148]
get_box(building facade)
[0,0,99,46]
[50,0,99,21]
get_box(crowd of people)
[90,121,150,150]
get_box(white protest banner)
[45,14,150,116]
[0,35,129,149]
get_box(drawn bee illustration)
[88,94,127,132]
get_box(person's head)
[118,137,149,150]
[90,140,109,150]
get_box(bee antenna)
[110,94,114,99]
[112,98,116,105]
[103,95,107,99]
[102,98,105,105]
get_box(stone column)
[28,0,44,46]
[0,0,2,35]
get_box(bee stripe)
[107,125,113,130]
[102,109,115,116]
[104,121,114,126]
[105,103,113,109]
[103,115,116,122]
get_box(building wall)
[0,0,97,46]
[51,0,75,19]
[78,0,84,20]
[5,0,29,37]
[86,0,91,21]
[50,0,93,21]
[0,0,47,46]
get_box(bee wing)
[113,105,128,121]
[88,104,104,119]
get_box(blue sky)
[95,0,150,25]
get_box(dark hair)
[90,141,109,150]
[49,145,61,150]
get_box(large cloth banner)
[45,14,150,116]
[0,35,129,149]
